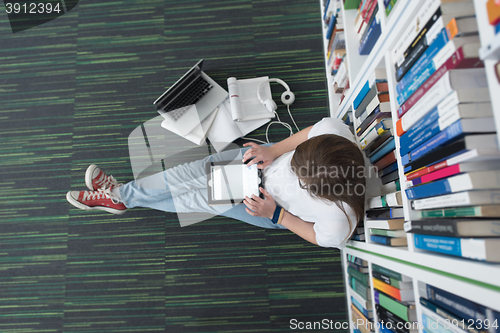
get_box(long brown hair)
[290,134,366,242]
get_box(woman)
[66,117,366,248]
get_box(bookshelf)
[320,0,500,332]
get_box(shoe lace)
[96,173,119,190]
[83,185,121,205]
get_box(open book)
[227,76,276,122]
[161,98,270,152]
[207,98,270,152]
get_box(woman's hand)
[242,142,276,169]
[243,187,276,219]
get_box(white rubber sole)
[66,191,126,215]
[85,164,98,190]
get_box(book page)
[228,76,275,122]
[207,99,245,152]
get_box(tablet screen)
[211,164,259,201]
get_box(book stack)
[373,264,417,333]
[354,69,397,190]
[354,0,382,55]
[487,0,500,35]
[418,281,500,333]
[351,223,366,242]
[348,255,374,333]
[367,192,406,246]
[388,0,500,262]
[324,0,346,83]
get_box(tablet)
[206,161,263,205]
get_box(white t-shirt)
[263,117,358,249]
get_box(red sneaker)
[66,187,126,214]
[85,164,121,191]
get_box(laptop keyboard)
[165,76,213,121]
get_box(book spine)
[359,12,381,55]
[396,28,449,95]
[372,263,403,281]
[419,298,482,333]
[414,234,478,260]
[374,290,411,322]
[360,126,388,150]
[374,151,397,170]
[406,220,458,237]
[379,161,398,178]
[367,133,393,158]
[371,235,391,245]
[348,266,369,285]
[422,283,487,322]
[397,48,468,118]
[326,15,337,40]
[397,76,457,136]
[395,8,443,82]
[373,278,403,301]
[354,81,371,110]
[352,296,373,319]
[391,0,441,64]
[417,163,461,184]
[400,117,442,157]
[418,206,485,218]
[402,120,464,166]
[376,305,411,333]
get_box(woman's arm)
[243,125,313,168]
[243,187,319,246]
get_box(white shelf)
[321,1,500,331]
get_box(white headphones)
[257,78,295,112]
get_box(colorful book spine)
[401,119,466,166]
[374,290,415,322]
[397,48,482,118]
[369,138,396,164]
[359,6,381,55]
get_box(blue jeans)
[119,146,287,229]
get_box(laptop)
[153,59,228,136]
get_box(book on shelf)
[416,205,500,219]
[419,282,500,325]
[374,150,397,170]
[419,298,489,333]
[405,170,500,200]
[391,0,475,67]
[400,116,496,160]
[376,304,418,333]
[401,124,497,167]
[399,101,493,153]
[348,266,369,285]
[487,0,500,25]
[351,285,372,310]
[371,270,412,289]
[373,278,415,302]
[352,234,366,241]
[406,160,500,187]
[381,170,399,185]
[344,0,361,10]
[370,228,406,239]
[352,296,374,319]
[374,290,417,322]
[358,110,392,138]
[359,5,381,56]
[384,0,398,17]
[353,68,387,110]
[405,219,500,238]
[411,189,500,210]
[379,161,398,178]
[403,136,500,174]
[360,122,393,150]
[413,234,500,262]
[381,179,401,195]
[367,136,395,162]
[420,306,467,333]
[368,192,403,208]
[372,263,412,282]
[371,235,408,246]
[397,49,486,119]
[396,71,490,137]
[351,304,373,333]
[396,36,481,106]
[366,208,404,219]
[356,89,390,119]
[359,118,393,139]
[348,254,368,267]
[350,276,371,301]
[396,6,478,83]
[349,261,369,273]
[365,219,405,230]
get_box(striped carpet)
[0,0,348,331]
